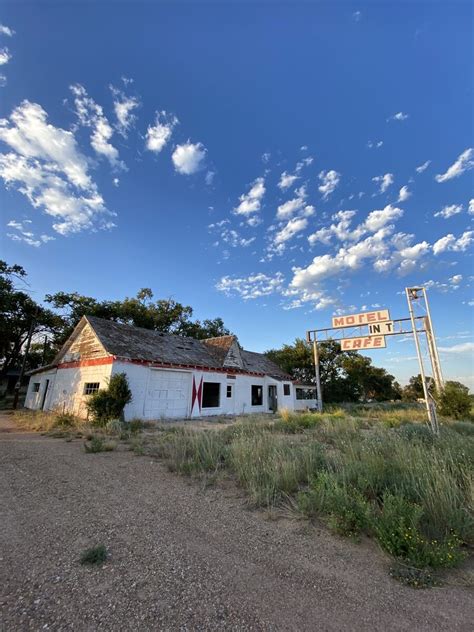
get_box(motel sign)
[306,287,445,436]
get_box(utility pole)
[12,313,36,410]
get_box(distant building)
[25,316,317,420]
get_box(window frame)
[226,384,233,398]
[251,384,263,406]
[33,382,41,393]
[202,382,221,408]
[83,382,101,396]
[283,384,291,396]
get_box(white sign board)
[368,321,394,335]
[341,336,386,350]
[332,309,390,329]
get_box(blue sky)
[1,1,473,388]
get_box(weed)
[84,435,116,453]
[80,544,107,566]
[389,563,439,588]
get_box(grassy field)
[12,404,473,587]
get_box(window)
[83,382,100,395]
[283,384,291,396]
[251,385,263,406]
[33,382,40,393]
[226,385,233,398]
[296,387,315,400]
[202,382,220,408]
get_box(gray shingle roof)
[85,316,290,378]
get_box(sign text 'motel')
[332,309,390,329]
[341,336,387,350]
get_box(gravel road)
[0,413,472,631]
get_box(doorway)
[268,385,277,412]
[41,379,50,410]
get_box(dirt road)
[0,413,472,631]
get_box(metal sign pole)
[312,336,323,412]
[406,288,439,435]
[421,288,444,393]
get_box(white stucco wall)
[27,360,310,421]
[25,363,113,418]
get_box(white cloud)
[308,205,402,246]
[0,74,6,87]
[145,111,178,153]
[318,170,340,199]
[277,196,306,219]
[172,141,207,175]
[209,222,255,249]
[364,204,403,232]
[113,177,119,187]
[433,231,474,255]
[388,112,409,121]
[110,86,140,136]
[6,219,54,247]
[0,48,11,65]
[261,152,271,164]
[435,148,474,183]
[397,185,411,202]
[367,140,383,149]
[70,84,123,169]
[216,272,284,300]
[234,176,266,216]
[205,170,215,186]
[0,100,91,188]
[274,217,308,245]
[438,342,474,354]
[469,199,474,215]
[353,11,362,22]
[372,173,394,193]
[278,171,299,190]
[0,24,14,37]
[434,204,463,219]
[416,160,431,173]
[0,101,114,236]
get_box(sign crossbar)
[306,316,425,343]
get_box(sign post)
[306,289,443,434]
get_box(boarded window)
[83,382,100,395]
[226,385,233,398]
[296,387,315,400]
[283,384,291,396]
[33,382,40,393]
[251,385,263,406]
[202,382,220,408]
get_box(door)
[41,379,50,410]
[268,385,278,412]
[144,370,192,419]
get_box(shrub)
[129,418,144,434]
[436,383,472,420]
[389,564,438,588]
[87,373,132,425]
[153,429,229,475]
[53,412,77,428]
[298,472,370,537]
[84,435,116,453]
[373,493,464,568]
[230,433,325,507]
[80,544,107,566]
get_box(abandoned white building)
[25,316,317,420]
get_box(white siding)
[25,369,57,411]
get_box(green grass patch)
[80,544,107,566]
[84,435,116,453]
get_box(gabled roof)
[40,316,291,379]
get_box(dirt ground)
[0,412,472,631]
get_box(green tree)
[86,373,133,424]
[265,338,400,403]
[436,381,471,420]
[402,374,435,401]
[0,261,60,376]
[45,288,231,347]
